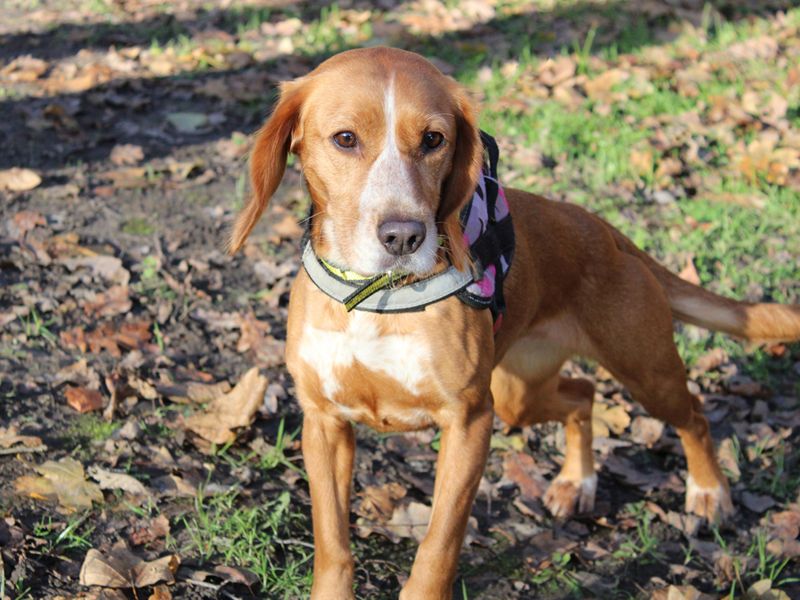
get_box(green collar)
[302,243,475,313]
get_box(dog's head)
[229,47,483,276]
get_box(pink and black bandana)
[456,131,515,330]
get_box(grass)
[66,414,119,443]
[613,502,663,564]
[178,487,312,596]
[121,216,155,236]
[31,514,95,555]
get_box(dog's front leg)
[401,395,493,600]
[303,409,356,600]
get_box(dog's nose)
[377,220,426,256]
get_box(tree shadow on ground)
[0,0,795,171]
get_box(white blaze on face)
[345,78,438,276]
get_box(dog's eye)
[422,131,444,151]
[333,131,357,149]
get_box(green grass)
[178,487,312,597]
[67,414,119,443]
[32,514,95,555]
[613,502,664,564]
[121,217,156,236]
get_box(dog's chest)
[296,312,435,429]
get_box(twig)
[274,537,315,549]
[185,578,221,591]
[0,445,47,455]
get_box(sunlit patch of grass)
[32,513,95,555]
[122,216,156,236]
[67,414,119,443]
[178,487,312,597]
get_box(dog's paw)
[685,475,734,522]
[543,474,597,518]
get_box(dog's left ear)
[439,87,483,270]
[229,78,307,254]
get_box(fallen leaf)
[166,112,209,134]
[0,168,42,191]
[678,255,701,285]
[356,482,407,523]
[63,255,130,286]
[694,348,728,373]
[185,368,267,444]
[83,285,132,318]
[741,491,776,513]
[53,359,101,389]
[10,210,46,237]
[110,144,144,166]
[129,514,170,547]
[592,402,631,438]
[148,585,172,600]
[745,579,791,600]
[0,426,44,450]
[630,416,664,447]
[15,457,103,511]
[65,386,104,413]
[88,466,150,497]
[502,451,547,501]
[79,541,179,588]
[386,501,431,542]
[213,565,259,587]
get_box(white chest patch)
[298,312,430,401]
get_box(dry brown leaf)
[630,148,654,177]
[386,501,431,542]
[185,368,267,444]
[148,585,172,600]
[54,358,101,389]
[584,68,628,102]
[0,426,43,450]
[79,541,179,588]
[63,255,130,286]
[694,348,728,373]
[10,210,46,237]
[15,457,103,511]
[100,167,148,188]
[678,255,701,285]
[84,285,132,318]
[650,585,715,600]
[502,451,546,501]
[356,482,407,523]
[630,416,664,447]
[746,579,791,600]
[592,402,631,438]
[0,168,42,191]
[213,565,259,587]
[704,191,766,209]
[110,144,145,166]
[65,386,104,413]
[88,466,150,497]
[129,514,171,547]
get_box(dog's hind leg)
[582,254,733,522]
[492,341,597,518]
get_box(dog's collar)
[301,242,475,313]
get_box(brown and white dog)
[229,47,800,599]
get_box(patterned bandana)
[455,131,515,329]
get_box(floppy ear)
[438,88,483,271]
[228,80,307,253]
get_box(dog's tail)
[611,230,800,343]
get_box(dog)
[229,47,800,599]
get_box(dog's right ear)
[228,79,307,254]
